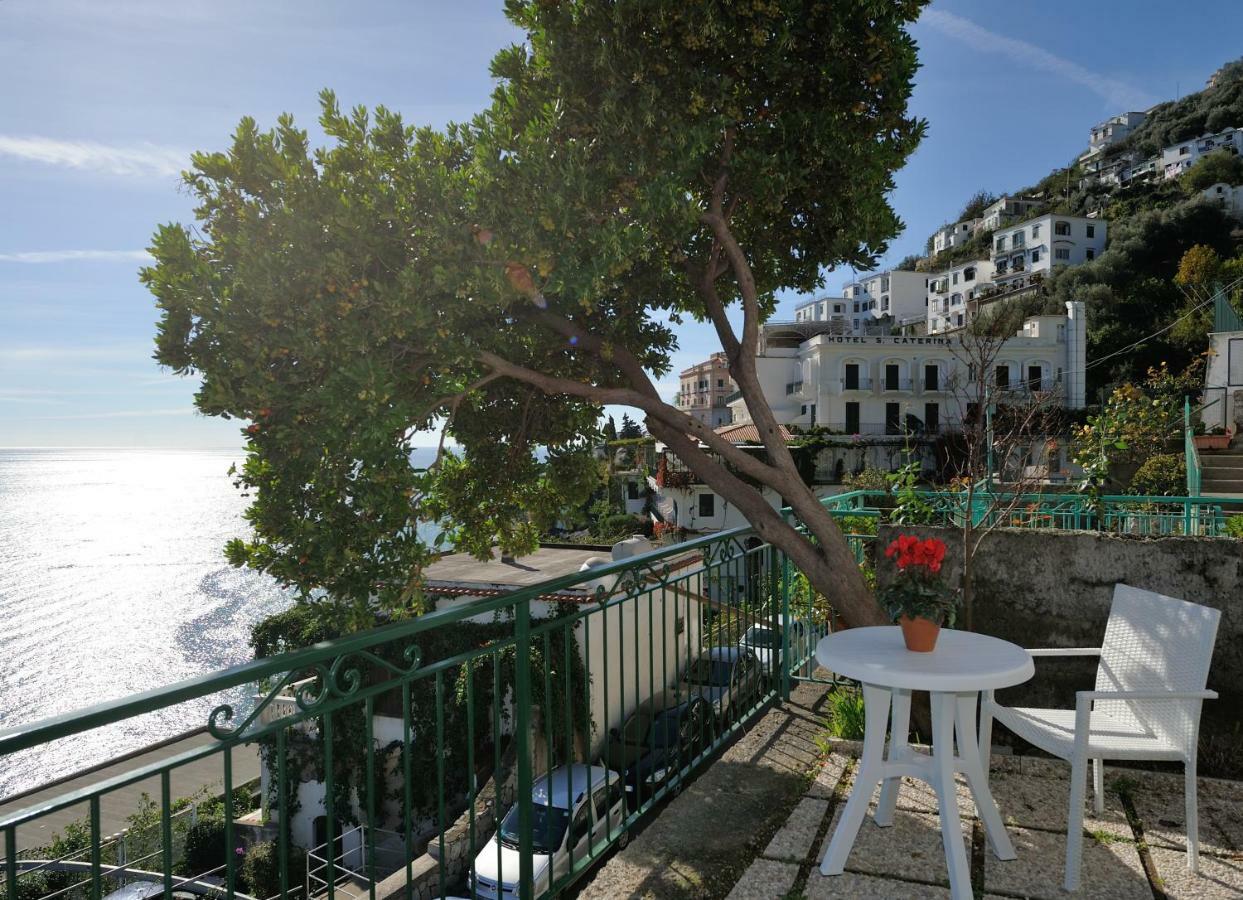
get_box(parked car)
[738,616,805,675]
[603,689,712,809]
[681,646,762,723]
[468,764,627,899]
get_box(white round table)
[815,627,1034,900]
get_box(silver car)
[681,646,762,724]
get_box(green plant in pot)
[878,534,957,652]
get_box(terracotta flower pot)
[1194,434,1231,451]
[898,615,942,652]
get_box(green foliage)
[824,688,867,740]
[843,467,890,492]
[1224,516,1243,539]
[957,189,997,222]
[184,818,229,876]
[618,413,643,441]
[241,840,306,898]
[1117,66,1243,158]
[143,1,926,619]
[595,513,646,542]
[834,514,878,536]
[1181,149,1243,192]
[887,461,937,526]
[1130,453,1187,496]
[1039,200,1237,392]
[1071,361,1200,492]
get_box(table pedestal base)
[819,684,1015,900]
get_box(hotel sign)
[822,336,952,346]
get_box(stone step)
[1203,480,1243,494]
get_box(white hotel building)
[729,302,1087,435]
[794,270,927,335]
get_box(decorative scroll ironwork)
[206,643,423,739]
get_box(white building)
[793,294,848,326]
[794,270,926,335]
[931,218,980,254]
[925,258,995,334]
[1086,112,1147,157]
[1161,127,1243,180]
[1087,128,1242,188]
[990,214,1107,291]
[1203,182,1243,219]
[978,195,1042,232]
[729,302,1087,436]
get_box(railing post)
[777,517,792,702]
[514,595,534,898]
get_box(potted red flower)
[878,534,957,652]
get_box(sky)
[1,0,1241,448]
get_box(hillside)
[917,60,1243,399]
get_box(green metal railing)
[1213,286,1243,333]
[821,487,1231,536]
[0,525,802,900]
[1186,397,1203,498]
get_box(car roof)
[628,688,699,718]
[703,646,749,662]
[531,764,615,810]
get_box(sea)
[0,446,436,798]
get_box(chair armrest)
[1076,689,1218,705]
[1027,648,1102,657]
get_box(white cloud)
[0,135,185,178]
[921,10,1155,111]
[0,250,153,264]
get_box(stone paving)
[729,742,1243,899]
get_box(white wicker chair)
[979,584,1220,893]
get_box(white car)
[739,616,805,675]
[469,764,628,898]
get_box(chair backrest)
[1094,584,1221,753]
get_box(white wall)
[575,567,703,756]
[1205,330,1243,432]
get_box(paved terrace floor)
[577,680,1243,899]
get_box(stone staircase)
[1201,434,1243,497]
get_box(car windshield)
[683,658,733,687]
[620,708,681,748]
[742,626,776,649]
[498,801,569,855]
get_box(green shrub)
[241,840,306,899]
[825,688,867,740]
[1130,453,1187,496]
[183,818,228,876]
[595,513,646,540]
[1225,516,1243,539]
[843,467,890,492]
[835,514,878,536]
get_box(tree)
[617,414,643,441]
[144,0,927,627]
[941,307,1065,630]
[603,415,618,442]
[957,189,997,222]
[1181,149,1243,192]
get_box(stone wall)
[876,525,1243,766]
